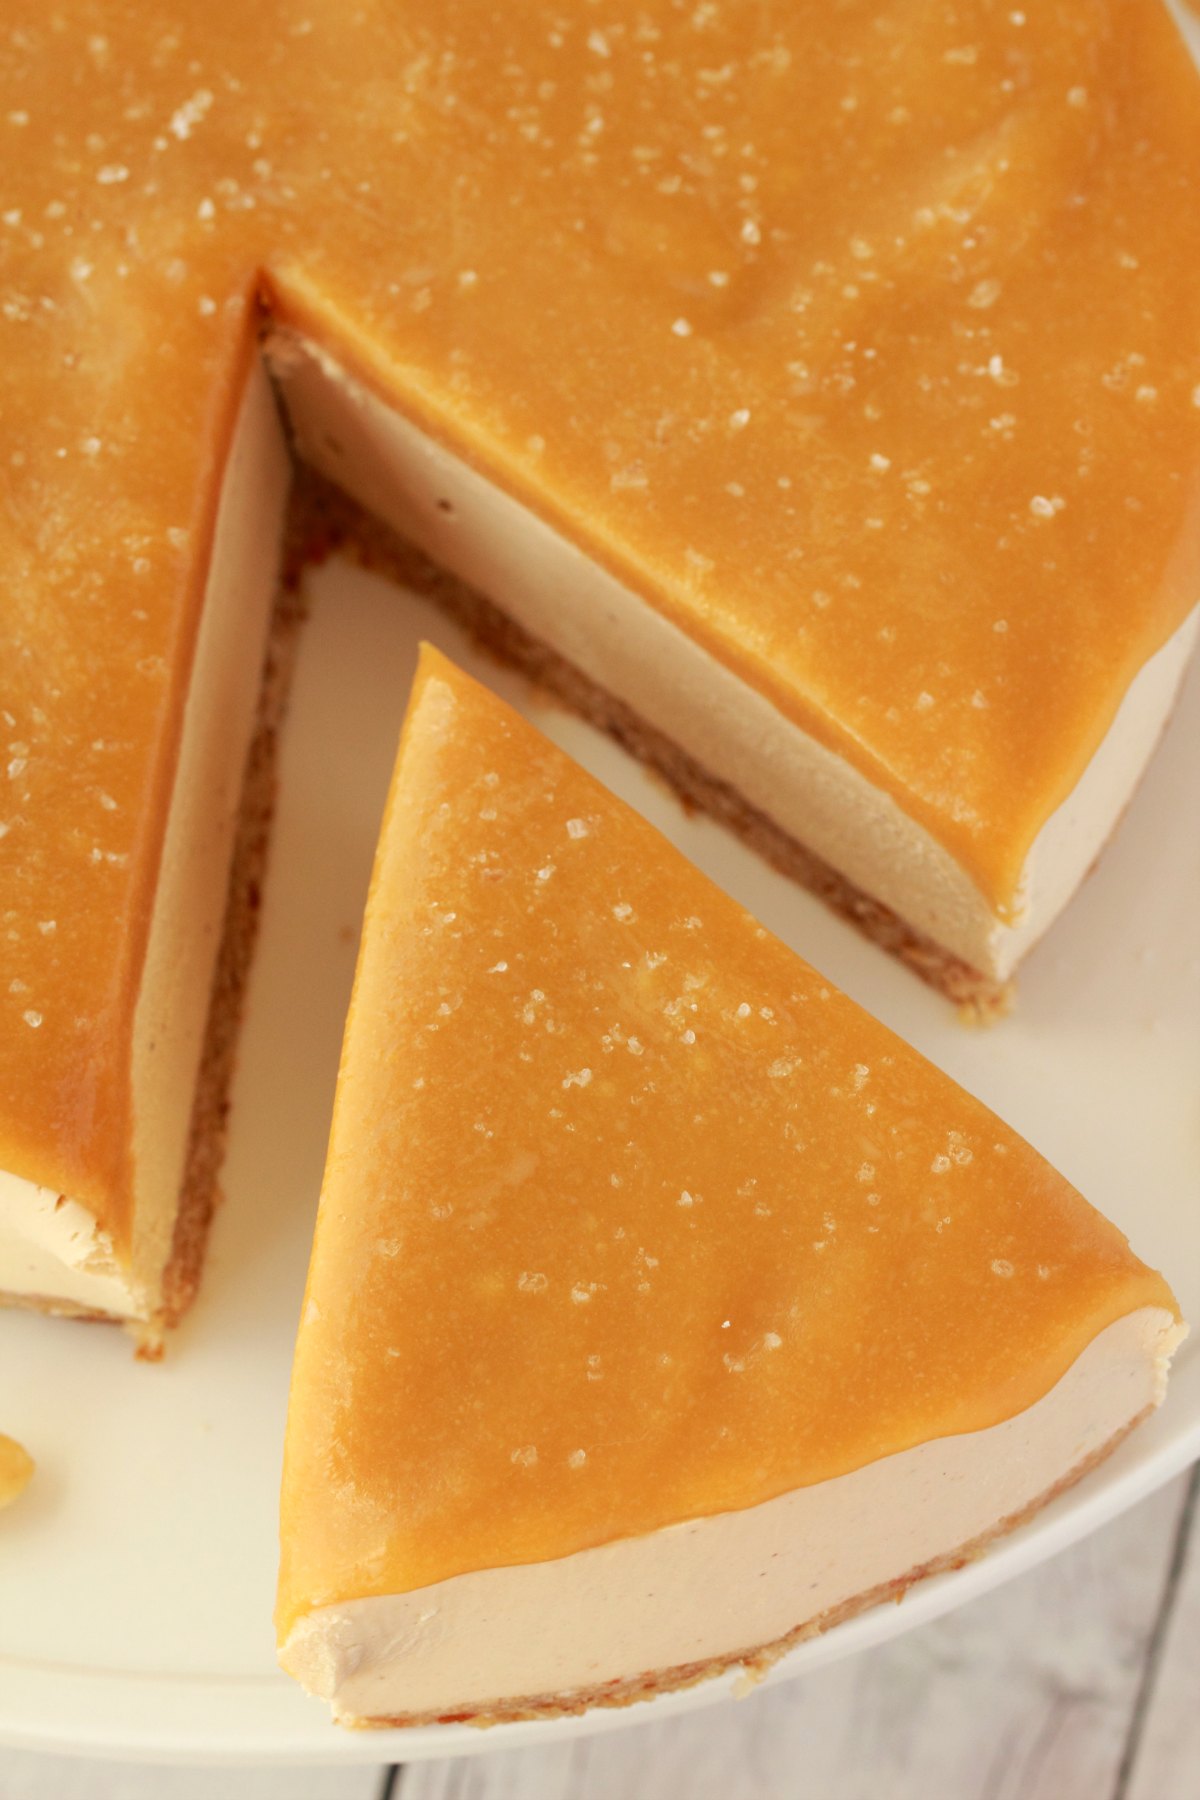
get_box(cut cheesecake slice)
[276,647,1184,1727]
[0,359,292,1339]
[4,2,1199,1330]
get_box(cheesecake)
[3,2,1198,1332]
[276,647,1183,1727]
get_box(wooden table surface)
[2,1467,1196,1800]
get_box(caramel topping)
[275,648,1176,1632]
[2,3,1198,1234]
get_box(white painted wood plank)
[405,1478,1189,1800]
[0,1748,384,1800]
[1124,1468,1200,1800]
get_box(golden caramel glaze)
[275,647,1178,1635]
[2,3,1199,1243]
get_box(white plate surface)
[2,552,1198,1765]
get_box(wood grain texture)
[402,1478,1192,1800]
[1124,1468,1200,1800]
[0,1750,385,1800]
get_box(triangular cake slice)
[276,648,1183,1728]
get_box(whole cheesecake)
[2,1,1198,1332]
[276,648,1183,1726]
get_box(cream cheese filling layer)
[280,1306,1182,1722]
[265,331,1198,985]
[0,358,290,1320]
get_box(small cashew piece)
[0,1433,34,1509]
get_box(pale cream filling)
[0,1179,136,1317]
[280,1307,1182,1722]
[265,331,1198,984]
[0,359,290,1319]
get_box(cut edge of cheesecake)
[282,1313,1180,1728]
[291,468,1015,1018]
[0,356,298,1345]
[275,645,1185,1728]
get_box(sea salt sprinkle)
[169,88,214,141]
